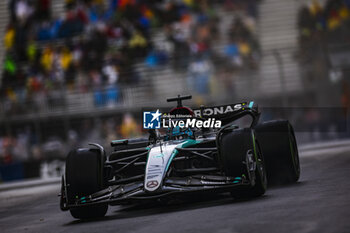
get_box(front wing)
[60,175,250,210]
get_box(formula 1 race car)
[60,95,300,219]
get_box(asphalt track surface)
[1,145,350,233]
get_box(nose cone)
[144,144,178,192]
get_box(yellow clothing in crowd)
[61,49,73,71]
[129,32,147,48]
[339,6,350,20]
[120,115,139,138]
[309,0,322,16]
[27,41,37,62]
[183,0,194,6]
[239,42,251,56]
[41,48,54,71]
[4,28,15,50]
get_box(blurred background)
[0,0,349,182]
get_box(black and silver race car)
[60,95,300,219]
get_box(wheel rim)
[256,140,267,189]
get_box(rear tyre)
[66,148,108,219]
[255,120,300,185]
[219,128,267,199]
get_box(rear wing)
[193,101,260,126]
[165,95,260,127]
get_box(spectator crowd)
[1,0,261,114]
[297,0,350,111]
[298,0,350,61]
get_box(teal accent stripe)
[164,139,201,173]
[248,101,254,108]
[165,150,178,172]
[111,139,127,143]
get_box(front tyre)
[219,128,267,199]
[66,148,108,219]
[230,139,267,199]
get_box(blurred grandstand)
[0,0,349,181]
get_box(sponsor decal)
[146,164,163,180]
[200,180,226,185]
[146,180,159,189]
[193,102,254,117]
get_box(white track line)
[299,139,350,152]
[299,145,350,157]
